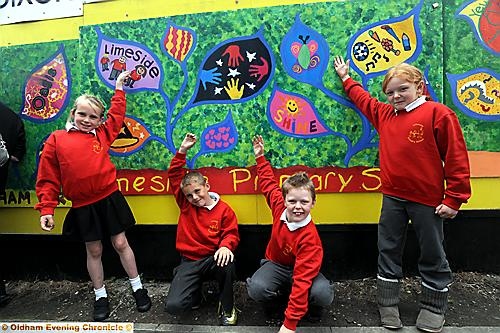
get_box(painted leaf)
[95,27,164,92]
[200,112,238,154]
[189,28,274,107]
[21,44,71,123]
[456,0,500,56]
[347,1,423,80]
[280,14,329,87]
[447,68,499,121]
[161,21,196,63]
[110,116,153,155]
[267,85,332,138]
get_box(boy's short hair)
[281,171,316,202]
[382,63,424,93]
[181,171,206,189]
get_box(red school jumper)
[256,155,323,330]
[167,152,239,261]
[35,90,126,216]
[343,78,471,209]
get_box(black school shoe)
[305,305,324,323]
[133,288,152,312]
[93,297,110,321]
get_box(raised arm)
[178,132,197,154]
[333,56,351,82]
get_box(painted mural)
[0,0,499,204]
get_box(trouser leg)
[309,272,334,307]
[211,260,236,313]
[246,259,292,302]
[165,257,206,314]
[378,195,409,279]
[408,201,452,290]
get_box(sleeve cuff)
[114,89,125,97]
[256,155,266,164]
[442,197,462,211]
[175,151,187,158]
[283,318,299,331]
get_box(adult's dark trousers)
[165,256,236,314]
[377,195,452,290]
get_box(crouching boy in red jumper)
[165,133,240,326]
[246,135,334,333]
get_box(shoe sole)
[137,302,152,312]
[93,313,110,322]
[382,324,403,330]
[416,320,445,333]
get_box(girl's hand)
[252,135,264,158]
[333,56,350,81]
[115,70,131,90]
[40,215,55,231]
[179,133,197,154]
[435,204,458,219]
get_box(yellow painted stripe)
[0,0,335,47]
[1,177,498,234]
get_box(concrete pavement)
[134,324,500,332]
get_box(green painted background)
[0,0,498,191]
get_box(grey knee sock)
[377,277,401,307]
[420,285,448,314]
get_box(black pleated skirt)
[63,190,136,242]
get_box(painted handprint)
[249,57,269,82]
[200,67,222,90]
[224,78,244,100]
[188,29,274,107]
[222,44,244,67]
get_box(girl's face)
[384,77,424,111]
[72,100,103,132]
[284,187,315,223]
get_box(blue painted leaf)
[200,112,238,154]
[280,14,329,87]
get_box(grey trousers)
[246,259,334,307]
[165,256,236,314]
[377,195,452,290]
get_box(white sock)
[129,275,143,292]
[94,285,107,300]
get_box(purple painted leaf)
[95,27,164,92]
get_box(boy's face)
[384,77,424,111]
[182,181,212,207]
[72,101,102,132]
[284,187,315,223]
